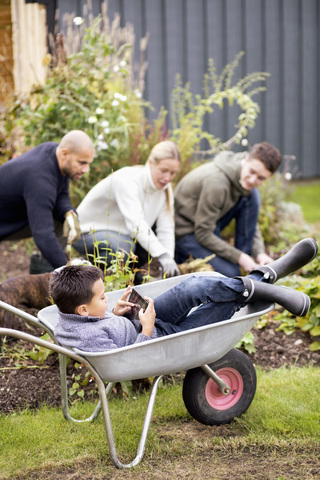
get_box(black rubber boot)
[251,238,318,283]
[239,277,310,317]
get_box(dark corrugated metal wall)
[57,0,320,178]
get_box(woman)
[74,141,181,277]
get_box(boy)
[49,238,317,352]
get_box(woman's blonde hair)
[148,140,181,165]
[148,141,181,211]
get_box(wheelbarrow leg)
[97,374,163,469]
[58,352,108,423]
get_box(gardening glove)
[158,253,180,278]
[63,210,81,244]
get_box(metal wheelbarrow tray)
[0,272,273,469]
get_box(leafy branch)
[170,52,270,179]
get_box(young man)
[49,238,317,352]
[0,130,95,271]
[174,142,282,277]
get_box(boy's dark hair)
[49,265,104,314]
[248,142,282,173]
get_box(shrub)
[0,14,166,205]
[275,273,320,351]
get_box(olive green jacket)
[174,151,265,264]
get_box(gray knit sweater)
[54,311,158,352]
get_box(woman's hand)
[113,286,135,316]
[139,296,156,337]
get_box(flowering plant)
[2,15,165,204]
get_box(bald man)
[0,131,95,271]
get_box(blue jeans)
[154,271,263,336]
[73,230,135,265]
[175,189,260,277]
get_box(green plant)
[275,274,320,351]
[1,340,32,368]
[170,52,270,181]
[257,167,310,252]
[68,362,97,401]
[0,14,166,205]
[0,335,53,369]
[74,232,152,290]
[28,333,54,364]
[235,331,256,354]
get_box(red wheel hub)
[205,367,243,410]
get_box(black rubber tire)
[182,348,257,425]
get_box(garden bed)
[1,240,320,414]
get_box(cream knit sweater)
[77,163,175,258]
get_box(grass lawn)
[288,180,320,224]
[0,366,319,479]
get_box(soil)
[1,239,320,479]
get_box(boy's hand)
[113,286,135,316]
[139,297,156,337]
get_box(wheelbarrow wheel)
[182,348,256,425]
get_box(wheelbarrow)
[0,272,273,469]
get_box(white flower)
[101,120,109,128]
[114,93,127,102]
[110,139,119,149]
[134,89,142,99]
[241,138,248,147]
[97,140,109,151]
[98,134,104,140]
[285,172,292,181]
[95,107,104,115]
[104,127,110,134]
[112,99,120,107]
[120,60,126,67]
[73,17,83,26]
[113,65,120,73]
[88,116,97,124]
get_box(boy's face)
[85,279,108,319]
[240,157,272,191]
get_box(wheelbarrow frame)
[0,272,273,469]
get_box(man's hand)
[238,252,258,273]
[63,210,81,244]
[158,253,180,277]
[256,252,273,265]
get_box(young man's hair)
[49,265,104,314]
[248,141,282,173]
